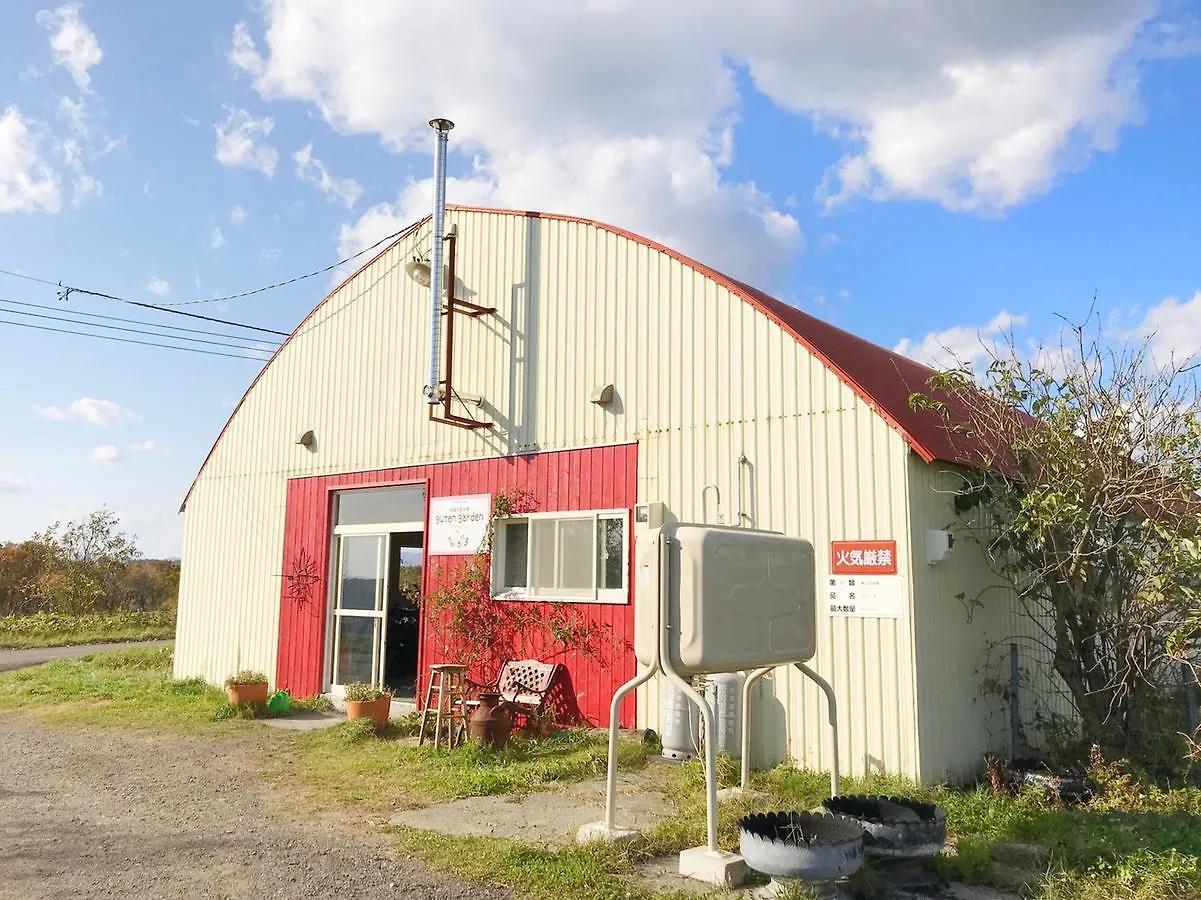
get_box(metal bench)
[476,658,563,729]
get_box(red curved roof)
[181,206,962,511]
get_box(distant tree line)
[0,509,179,616]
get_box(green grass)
[624,755,1201,900]
[0,644,234,729]
[291,718,650,810]
[0,610,176,649]
[4,647,1198,900]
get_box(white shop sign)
[428,493,492,555]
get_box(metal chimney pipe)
[424,117,454,405]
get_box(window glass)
[501,521,528,588]
[335,486,425,526]
[531,519,558,590]
[557,518,594,590]
[597,517,624,590]
[338,535,382,610]
[493,510,629,603]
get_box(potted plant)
[225,670,270,706]
[343,682,392,728]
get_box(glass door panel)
[331,534,386,693]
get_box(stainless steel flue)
[424,117,454,405]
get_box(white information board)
[825,574,904,619]
[428,493,492,555]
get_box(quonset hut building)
[174,204,1034,783]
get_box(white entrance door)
[330,533,388,697]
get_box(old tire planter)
[738,811,865,883]
[1003,759,1093,805]
[820,795,947,858]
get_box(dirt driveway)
[0,715,509,900]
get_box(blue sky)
[1,1,1199,557]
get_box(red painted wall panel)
[275,443,639,727]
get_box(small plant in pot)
[225,670,270,707]
[343,682,392,728]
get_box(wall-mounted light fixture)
[296,429,316,449]
[591,383,615,406]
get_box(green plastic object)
[267,689,292,714]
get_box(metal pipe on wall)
[424,118,453,406]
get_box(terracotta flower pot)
[468,692,513,748]
[346,695,392,728]
[227,681,269,706]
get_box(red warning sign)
[830,540,898,575]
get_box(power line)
[0,303,278,353]
[0,217,418,313]
[0,297,282,345]
[0,268,291,337]
[0,318,270,361]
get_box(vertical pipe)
[424,117,453,405]
[796,663,840,798]
[442,230,457,418]
[1184,660,1199,738]
[658,532,719,853]
[1009,643,1021,759]
[740,666,774,790]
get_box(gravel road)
[0,716,509,900]
[0,641,173,672]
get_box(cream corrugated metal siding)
[177,208,921,777]
[906,455,1070,782]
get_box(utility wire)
[0,303,277,353]
[0,268,290,337]
[0,218,417,313]
[0,297,282,345]
[0,318,270,361]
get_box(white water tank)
[660,678,701,761]
[704,672,744,758]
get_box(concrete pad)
[261,711,343,731]
[576,821,642,845]
[679,847,750,888]
[388,774,671,847]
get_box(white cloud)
[231,1,1172,285]
[231,8,802,285]
[146,277,170,296]
[214,106,278,177]
[143,181,152,198]
[39,396,135,426]
[837,288,851,300]
[129,439,155,452]
[229,204,247,224]
[259,247,282,265]
[818,232,839,249]
[0,474,30,494]
[210,225,226,249]
[37,2,103,93]
[1129,290,1201,366]
[89,444,121,463]
[894,310,1028,370]
[0,107,62,213]
[293,143,362,208]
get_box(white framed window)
[492,509,629,604]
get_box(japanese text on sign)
[830,540,898,575]
[428,493,492,555]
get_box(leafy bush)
[0,610,176,649]
[224,670,268,687]
[343,682,390,702]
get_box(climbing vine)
[422,487,626,678]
